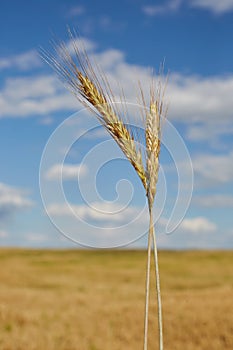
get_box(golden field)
[0,249,232,350]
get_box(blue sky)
[0,0,233,249]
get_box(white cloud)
[47,201,148,224]
[194,194,233,207]
[0,182,34,219]
[190,0,233,14]
[0,75,78,118]
[0,50,41,71]
[93,49,125,71]
[3,75,57,100]
[25,233,49,242]
[143,0,182,16]
[67,5,85,17]
[45,163,88,180]
[64,37,96,55]
[168,73,233,123]
[99,16,114,29]
[86,53,233,137]
[179,216,217,233]
[97,16,126,32]
[39,116,54,125]
[1,41,233,148]
[46,201,150,248]
[193,151,233,184]
[142,0,233,16]
[185,123,233,144]
[167,74,233,144]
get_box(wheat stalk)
[42,31,167,350]
[139,76,166,350]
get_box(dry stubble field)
[0,249,232,350]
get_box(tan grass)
[0,249,232,350]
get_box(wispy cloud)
[66,5,85,17]
[168,74,233,124]
[1,43,233,149]
[47,201,148,224]
[143,0,233,16]
[45,163,88,181]
[0,75,78,118]
[39,116,54,125]
[0,50,41,71]
[157,216,223,249]
[64,37,96,54]
[179,216,217,233]
[0,38,233,157]
[185,123,233,145]
[190,0,233,14]
[195,194,233,208]
[143,0,182,16]
[46,201,150,247]
[193,151,233,184]
[0,182,34,220]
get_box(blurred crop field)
[0,249,232,350]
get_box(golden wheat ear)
[138,74,168,209]
[41,33,147,190]
[42,30,168,350]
